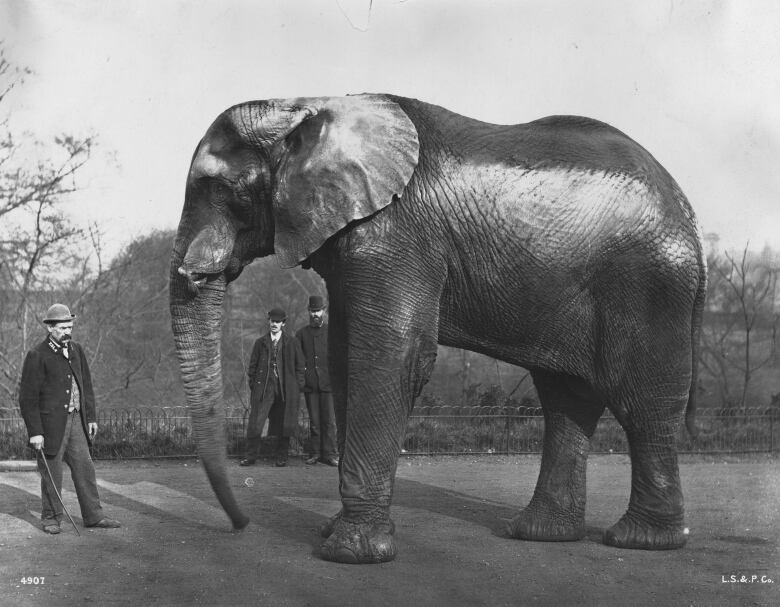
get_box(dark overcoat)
[19,337,97,456]
[295,323,331,393]
[247,331,304,437]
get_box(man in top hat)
[18,303,120,534]
[296,295,338,467]
[241,307,305,467]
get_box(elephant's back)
[389,96,651,171]
[387,93,704,290]
[388,96,691,218]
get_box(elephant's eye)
[207,180,229,198]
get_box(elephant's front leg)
[319,270,440,564]
[319,373,407,564]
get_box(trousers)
[245,378,290,458]
[38,410,104,526]
[304,391,337,458]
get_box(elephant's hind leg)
[507,371,604,542]
[603,399,688,550]
[594,261,694,550]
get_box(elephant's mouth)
[177,260,244,294]
[177,267,223,293]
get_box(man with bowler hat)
[18,303,121,534]
[296,295,338,467]
[241,307,305,467]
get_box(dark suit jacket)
[296,323,331,392]
[247,331,304,436]
[19,337,97,456]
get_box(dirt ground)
[1,454,777,607]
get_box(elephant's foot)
[603,513,687,550]
[506,499,585,542]
[320,509,395,538]
[320,514,397,564]
[320,510,342,538]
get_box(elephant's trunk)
[170,246,249,530]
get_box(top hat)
[43,303,76,324]
[308,295,326,311]
[268,307,287,321]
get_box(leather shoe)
[239,458,256,467]
[305,456,318,465]
[320,457,339,467]
[87,518,121,528]
[43,523,61,534]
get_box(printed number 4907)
[21,577,45,585]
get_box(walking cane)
[35,448,80,536]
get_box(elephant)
[170,94,706,564]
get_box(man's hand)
[29,435,44,450]
[88,423,98,439]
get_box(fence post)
[504,410,510,455]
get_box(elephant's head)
[169,95,419,528]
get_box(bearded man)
[296,295,338,467]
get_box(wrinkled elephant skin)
[170,94,706,563]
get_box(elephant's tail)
[685,256,707,438]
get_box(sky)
[2,0,779,260]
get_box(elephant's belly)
[437,287,596,378]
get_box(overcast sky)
[2,0,779,259]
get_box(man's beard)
[310,317,323,327]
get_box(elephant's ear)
[272,95,419,267]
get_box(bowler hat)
[308,295,326,311]
[43,303,76,324]
[268,307,287,321]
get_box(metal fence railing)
[404,406,777,455]
[0,406,776,460]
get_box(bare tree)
[0,48,96,403]
[700,243,778,412]
[73,230,178,407]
